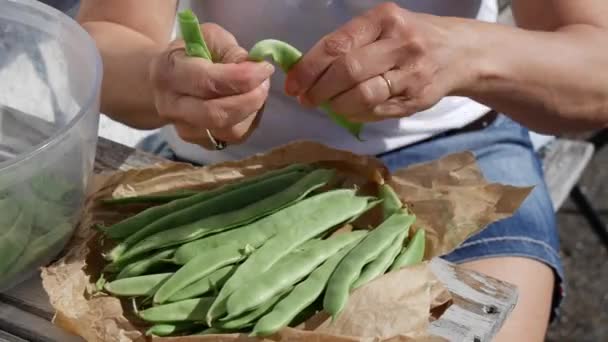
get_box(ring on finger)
[205,129,227,150]
[380,72,394,97]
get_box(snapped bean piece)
[251,238,363,337]
[145,322,201,337]
[206,189,370,325]
[351,229,407,289]
[226,231,367,318]
[119,169,335,261]
[154,242,253,304]
[389,228,426,271]
[101,163,311,241]
[108,169,309,262]
[323,212,415,319]
[178,9,213,60]
[138,297,215,323]
[168,265,237,302]
[115,249,175,280]
[104,273,173,297]
[248,39,363,140]
[379,184,403,219]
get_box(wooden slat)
[541,139,595,210]
[0,135,518,342]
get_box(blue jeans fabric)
[137,114,565,321]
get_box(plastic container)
[0,0,102,291]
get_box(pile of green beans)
[96,162,427,337]
[93,10,428,337]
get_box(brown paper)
[41,141,531,342]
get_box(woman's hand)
[149,23,274,149]
[285,2,477,123]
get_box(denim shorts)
[138,114,565,321]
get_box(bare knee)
[461,257,556,342]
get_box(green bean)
[226,231,367,318]
[118,169,335,261]
[168,265,237,302]
[379,184,403,219]
[195,327,229,335]
[145,322,201,337]
[251,238,362,337]
[389,228,426,271]
[138,297,215,323]
[107,169,308,263]
[115,249,175,280]
[206,189,370,324]
[101,163,311,241]
[351,229,407,289]
[217,287,293,330]
[102,189,199,205]
[154,242,254,304]
[178,9,213,60]
[248,39,363,140]
[104,273,172,297]
[0,206,33,275]
[323,212,415,319]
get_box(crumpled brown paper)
[41,141,532,342]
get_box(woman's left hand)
[285,2,478,123]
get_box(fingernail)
[285,78,300,96]
[263,62,275,73]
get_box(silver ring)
[205,129,226,150]
[381,73,394,97]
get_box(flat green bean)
[115,249,175,280]
[102,189,199,205]
[226,231,367,318]
[207,189,370,324]
[0,206,33,275]
[145,322,201,337]
[101,163,311,241]
[104,273,172,297]
[217,287,293,330]
[249,39,363,140]
[351,229,407,289]
[138,297,215,323]
[379,184,403,219]
[389,228,426,271]
[323,212,415,319]
[108,169,308,263]
[154,242,253,304]
[118,169,334,261]
[251,238,362,337]
[168,265,236,302]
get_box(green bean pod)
[138,297,215,323]
[351,229,407,289]
[145,322,201,337]
[217,287,293,330]
[154,242,253,304]
[104,273,173,297]
[389,228,426,271]
[323,212,415,319]
[226,231,367,318]
[207,190,370,324]
[101,163,311,241]
[178,9,213,60]
[0,206,33,275]
[168,265,237,302]
[108,169,308,263]
[248,39,363,140]
[251,238,363,337]
[119,169,335,261]
[115,249,175,280]
[102,189,199,205]
[379,184,403,219]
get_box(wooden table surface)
[0,137,518,342]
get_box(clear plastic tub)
[0,0,102,291]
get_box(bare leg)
[461,257,555,342]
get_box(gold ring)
[381,73,393,97]
[205,129,226,150]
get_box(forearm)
[454,20,608,133]
[81,21,167,129]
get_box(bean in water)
[118,169,334,261]
[323,212,415,319]
[207,189,370,324]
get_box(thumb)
[200,23,249,63]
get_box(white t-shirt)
[163,0,498,164]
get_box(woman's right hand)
[149,23,274,150]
